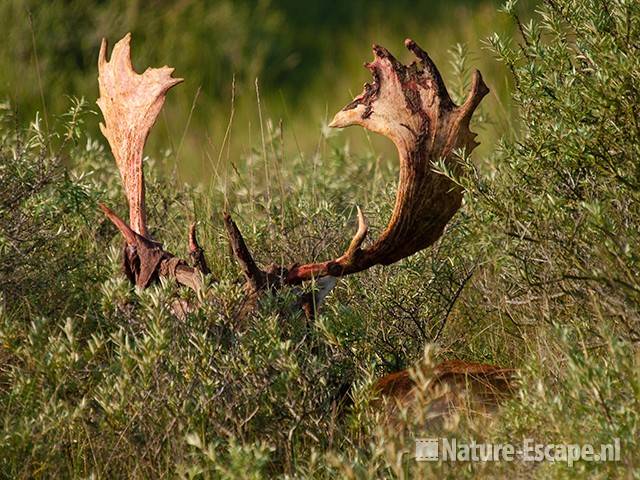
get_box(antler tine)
[97,33,183,238]
[459,69,490,126]
[99,203,138,245]
[343,206,369,259]
[223,213,267,292]
[404,38,453,108]
[270,206,370,283]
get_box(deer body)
[375,361,516,427]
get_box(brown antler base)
[100,204,205,291]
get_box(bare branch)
[188,223,211,275]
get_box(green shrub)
[1,0,639,478]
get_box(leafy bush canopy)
[1,0,639,478]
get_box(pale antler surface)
[97,33,182,237]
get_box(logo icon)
[416,438,439,461]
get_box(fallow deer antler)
[227,39,488,290]
[97,34,208,290]
[97,33,183,237]
[284,39,488,282]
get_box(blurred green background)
[1,0,532,184]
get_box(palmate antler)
[98,33,183,238]
[287,40,488,281]
[228,39,488,291]
[97,34,207,290]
